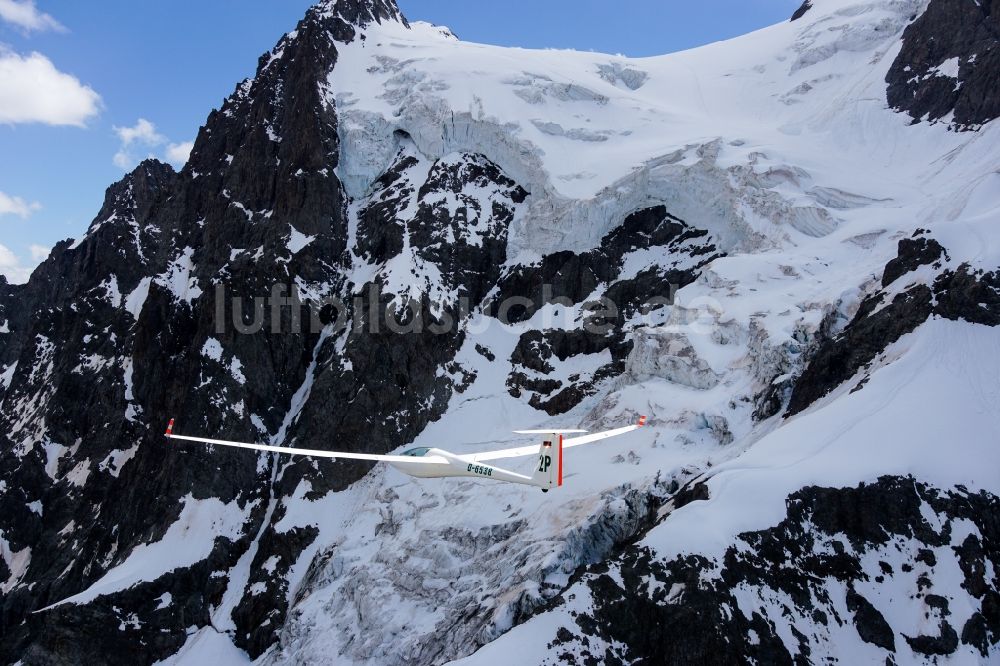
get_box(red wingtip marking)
[165,418,174,436]
[558,434,563,487]
[638,415,647,427]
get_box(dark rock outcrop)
[881,234,945,287]
[790,0,813,22]
[847,589,895,651]
[497,206,722,414]
[489,206,718,323]
[546,476,1000,663]
[787,236,1000,416]
[886,0,1000,129]
[785,284,933,415]
[507,327,631,415]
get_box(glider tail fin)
[531,435,563,491]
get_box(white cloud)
[0,190,41,218]
[0,243,31,283]
[0,0,65,33]
[112,149,133,170]
[0,49,101,126]
[0,242,49,283]
[115,118,165,147]
[165,140,194,167]
[113,118,194,170]
[28,243,49,261]
[112,117,166,169]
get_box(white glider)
[164,416,647,491]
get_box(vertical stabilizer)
[531,436,562,491]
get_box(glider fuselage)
[388,448,538,486]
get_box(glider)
[164,416,647,491]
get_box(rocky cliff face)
[0,1,392,662]
[543,476,1000,664]
[886,0,1000,129]
[1,0,999,664]
[787,232,1000,416]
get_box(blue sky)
[0,0,798,282]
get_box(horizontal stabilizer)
[512,428,587,434]
[473,416,647,462]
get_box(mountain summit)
[315,0,407,28]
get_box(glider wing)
[164,421,448,464]
[469,416,646,462]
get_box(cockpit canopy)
[400,447,431,457]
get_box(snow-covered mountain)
[1,0,998,663]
